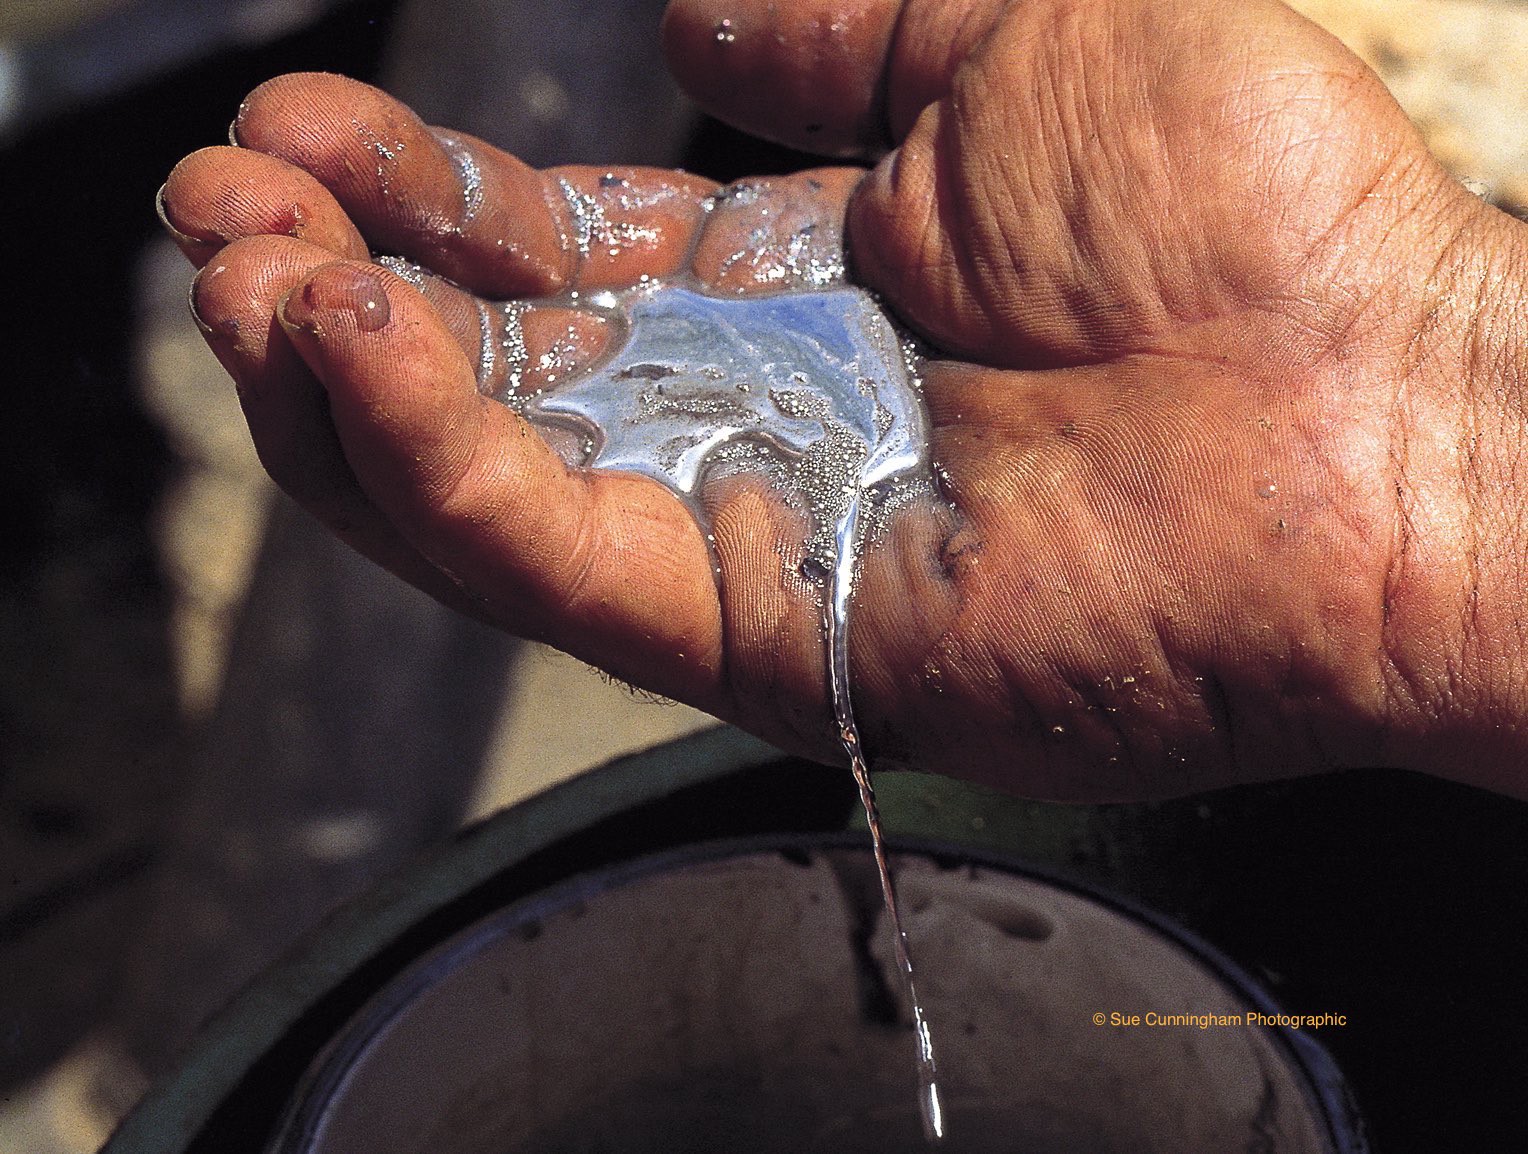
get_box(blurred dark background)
[0,0,1524,1151]
[4,4,405,1144]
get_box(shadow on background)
[0,0,404,1098]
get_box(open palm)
[162,0,1527,798]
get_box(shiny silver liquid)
[493,276,945,1142]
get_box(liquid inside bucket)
[272,844,1349,1154]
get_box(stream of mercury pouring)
[469,267,947,1142]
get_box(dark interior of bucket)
[272,840,1350,1154]
[143,749,1528,1154]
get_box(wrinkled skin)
[160,0,1528,799]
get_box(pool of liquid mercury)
[471,262,947,1141]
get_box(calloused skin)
[160,0,1528,800]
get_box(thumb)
[661,0,1006,157]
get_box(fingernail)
[187,265,245,386]
[155,182,207,249]
[187,264,222,336]
[280,265,393,335]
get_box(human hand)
[159,0,1528,799]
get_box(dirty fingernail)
[281,265,393,335]
[188,263,236,339]
[155,182,207,249]
[187,272,216,335]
